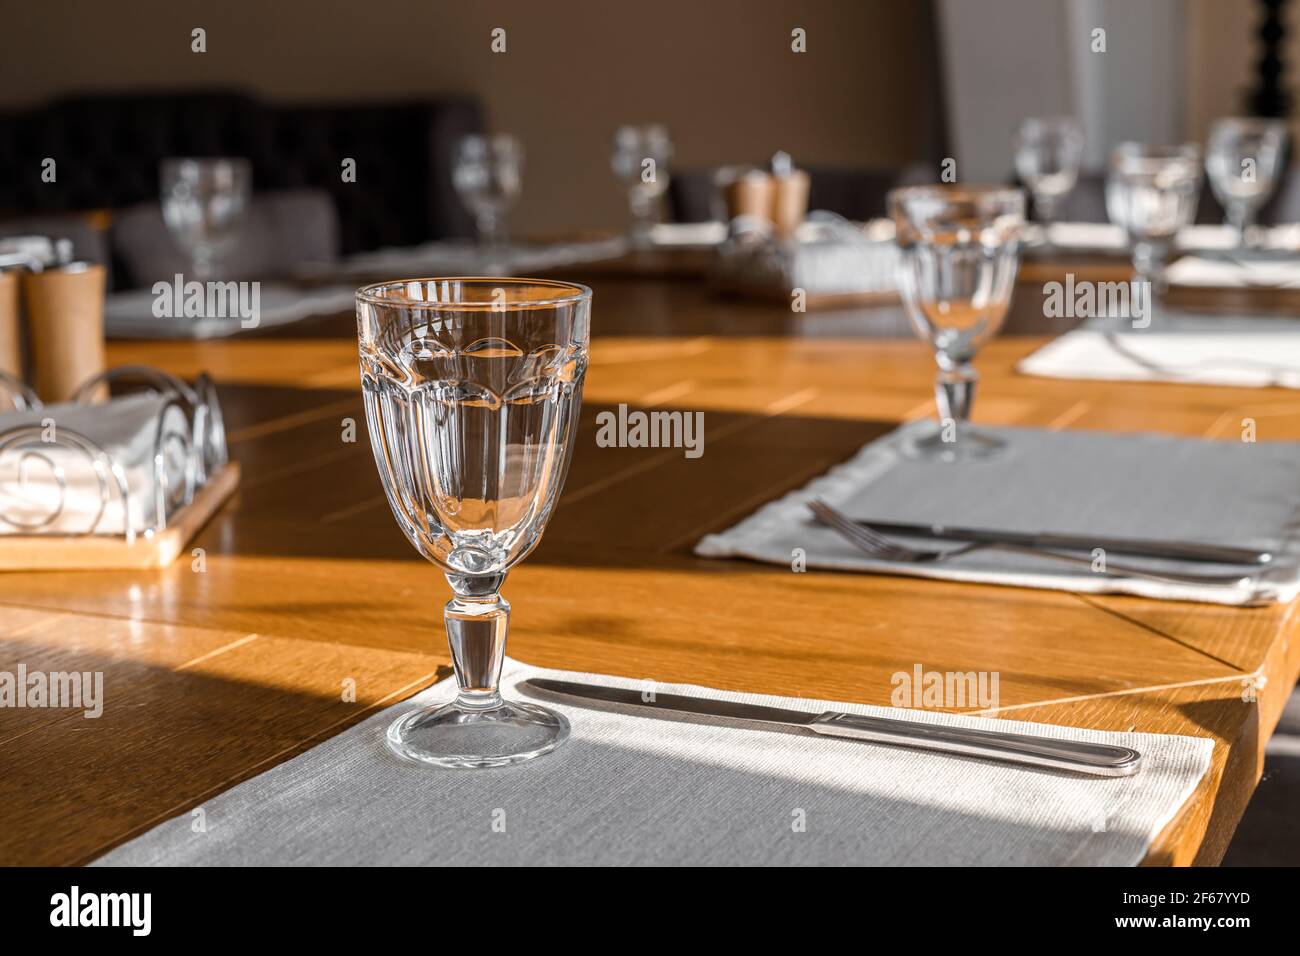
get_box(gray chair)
[111,188,340,288]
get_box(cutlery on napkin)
[524,677,1142,776]
[91,659,1213,867]
[1019,314,1300,389]
[696,421,1300,605]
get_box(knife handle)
[808,712,1142,777]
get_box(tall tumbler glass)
[357,278,591,768]
[1105,143,1201,297]
[1205,117,1288,247]
[888,185,1025,462]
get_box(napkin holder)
[712,212,901,308]
[0,366,240,570]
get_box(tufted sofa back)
[0,90,483,254]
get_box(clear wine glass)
[160,158,251,280]
[611,124,673,247]
[452,134,525,249]
[1105,143,1201,297]
[888,185,1025,462]
[1205,118,1288,247]
[1013,117,1084,248]
[357,277,590,768]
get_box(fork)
[808,498,1270,597]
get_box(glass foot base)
[386,699,569,769]
[901,425,1006,463]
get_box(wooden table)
[2,267,1298,866]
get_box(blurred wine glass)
[1013,117,1083,247]
[1205,117,1288,247]
[611,124,673,247]
[1106,143,1201,296]
[453,134,525,249]
[160,158,251,280]
[888,185,1025,462]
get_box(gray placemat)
[697,422,1300,605]
[93,659,1212,867]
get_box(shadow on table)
[0,637,449,865]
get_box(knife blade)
[522,678,1142,777]
[844,520,1271,565]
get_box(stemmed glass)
[888,185,1025,462]
[160,158,251,280]
[1105,143,1201,298]
[357,278,590,768]
[1013,117,1083,248]
[1205,118,1288,247]
[611,124,673,247]
[452,135,525,250]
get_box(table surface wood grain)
[2,262,1298,866]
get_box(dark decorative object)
[1247,0,1292,117]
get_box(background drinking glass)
[611,124,673,246]
[160,158,251,280]
[1013,117,1083,245]
[357,277,590,768]
[452,134,524,249]
[1205,118,1288,247]
[888,185,1025,462]
[1106,143,1201,297]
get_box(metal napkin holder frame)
[0,367,229,543]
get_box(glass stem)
[192,246,214,282]
[444,572,508,712]
[476,210,505,250]
[1231,205,1259,248]
[1036,197,1058,250]
[935,362,977,433]
[628,189,655,248]
[1132,241,1168,301]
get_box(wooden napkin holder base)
[0,462,240,571]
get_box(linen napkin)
[649,222,727,248]
[1023,222,1300,255]
[1019,314,1300,389]
[105,282,357,339]
[696,421,1300,605]
[715,214,899,296]
[0,393,190,535]
[320,236,628,281]
[92,658,1212,867]
[1166,256,1300,289]
[1030,221,1127,252]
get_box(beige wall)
[2,0,932,234]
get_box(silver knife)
[846,520,1271,565]
[522,678,1141,777]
